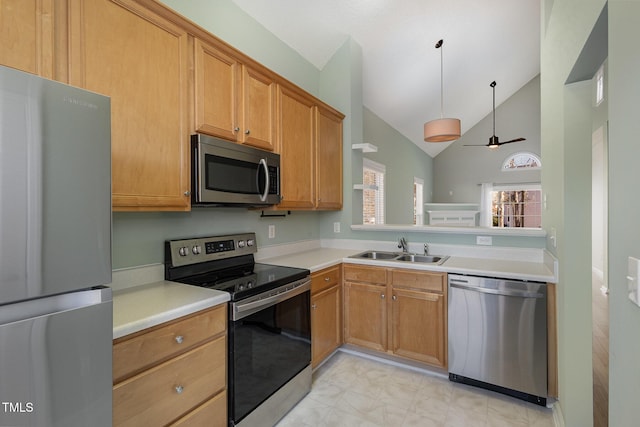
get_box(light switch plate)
[334,222,341,233]
[628,257,640,307]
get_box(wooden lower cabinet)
[343,265,447,369]
[113,305,227,426]
[311,266,342,367]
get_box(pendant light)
[424,39,461,142]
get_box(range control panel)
[166,233,257,267]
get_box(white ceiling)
[232,0,541,157]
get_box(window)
[362,158,385,224]
[413,177,424,225]
[595,64,604,106]
[502,152,541,171]
[490,184,542,228]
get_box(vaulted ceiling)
[232,0,541,157]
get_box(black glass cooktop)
[178,262,310,301]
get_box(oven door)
[192,134,280,206]
[229,280,311,425]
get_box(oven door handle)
[232,278,311,321]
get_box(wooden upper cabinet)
[67,0,190,211]
[315,105,343,209]
[241,65,276,151]
[0,0,54,78]
[195,39,276,151]
[277,85,316,209]
[194,39,239,142]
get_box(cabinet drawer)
[113,336,226,427]
[391,269,446,293]
[311,265,341,294]
[113,305,226,382]
[170,390,227,427]
[344,265,387,284]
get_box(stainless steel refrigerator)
[0,65,113,426]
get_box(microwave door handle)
[258,158,269,202]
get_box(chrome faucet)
[424,243,430,255]
[398,237,409,253]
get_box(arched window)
[502,152,542,171]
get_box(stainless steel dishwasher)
[448,274,547,406]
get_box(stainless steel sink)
[350,250,399,260]
[349,251,448,264]
[394,254,447,263]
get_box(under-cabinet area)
[343,265,447,369]
[112,305,227,427]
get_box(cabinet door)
[344,281,387,351]
[277,85,315,209]
[68,0,190,211]
[241,65,276,151]
[311,285,341,368]
[391,288,446,368]
[0,0,54,78]
[315,105,343,209]
[194,39,239,142]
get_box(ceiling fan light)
[424,118,461,142]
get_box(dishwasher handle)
[449,279,545,299]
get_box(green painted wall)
[433,75,541,204]
[361,107,433,224]
[540,1,640,426]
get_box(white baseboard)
[552,401,565,427]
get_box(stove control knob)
[247,239,255,247]
[192,245,201,255]
[247,281,253,289]
[238,240,246,248]
[238,284,245,291]
[178,246,188,256]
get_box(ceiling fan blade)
[499,137,526,145]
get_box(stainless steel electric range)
[164,233,311,427]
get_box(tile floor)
[278,351,555,427]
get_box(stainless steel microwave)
[191,134,281,206]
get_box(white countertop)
[112,281,229,339]
[262,247,556,283]
[261,248,361,272]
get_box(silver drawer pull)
[324,277,330,282]
[381,293,385,299]
[175,385,184,394]
[175,335,184,344]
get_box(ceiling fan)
[465,81,526,149]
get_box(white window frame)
[487,183,542,229]
[363,158,385,225]
[595,63,605,106]
[502,152,542,171]
[413,177,424,225]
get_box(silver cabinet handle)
[392,295,397,301]
[183,191,190,197]
[324,277,330,282]
[245,129,250,135]
[381,293,385,299]
[311,304,317,310]
[234,127,240,132]
[175,335,184,344]
[175,385,184,394]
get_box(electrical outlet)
[268,225,275,239]
[550,227,557,248]
[476,236,492,246]
[334,222,341,233]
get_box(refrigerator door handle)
[0,286,112,326]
